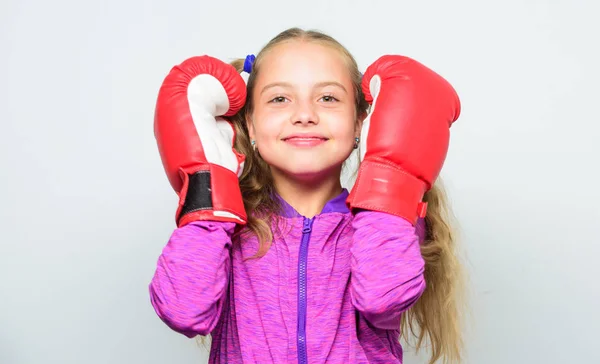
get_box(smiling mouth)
[283,136,328,147]
[283,136,328,141]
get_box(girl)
[151,27,464,363]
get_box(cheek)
[251,109,287,141]
[328,109,358,140]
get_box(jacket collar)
[276,189,350,218]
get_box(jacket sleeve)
[350,211,426,330]
[149,220,235,337]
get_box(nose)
[291,99,319,125]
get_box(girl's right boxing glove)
[154,56,247,227]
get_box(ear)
[355,111,367,137]
[245,112,255,140]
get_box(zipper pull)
[302,218,312,234]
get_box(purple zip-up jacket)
[149,189,426,363]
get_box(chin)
[268,157,344,181]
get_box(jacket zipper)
[297,217,313,364]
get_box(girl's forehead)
[258,42,350,81]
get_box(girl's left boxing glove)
[347,55,461,224]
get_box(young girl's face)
[248,40,360,183]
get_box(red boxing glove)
[154,56,247,227]
[347,55,461,225]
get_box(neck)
[271,167,343,218]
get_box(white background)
[2,0,599,363]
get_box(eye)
[320,94,339,102]
[269,96,288,103]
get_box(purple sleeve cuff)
[416,217,427,244]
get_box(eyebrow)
[260,81,348,95]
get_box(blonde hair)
[227,27,465,363]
